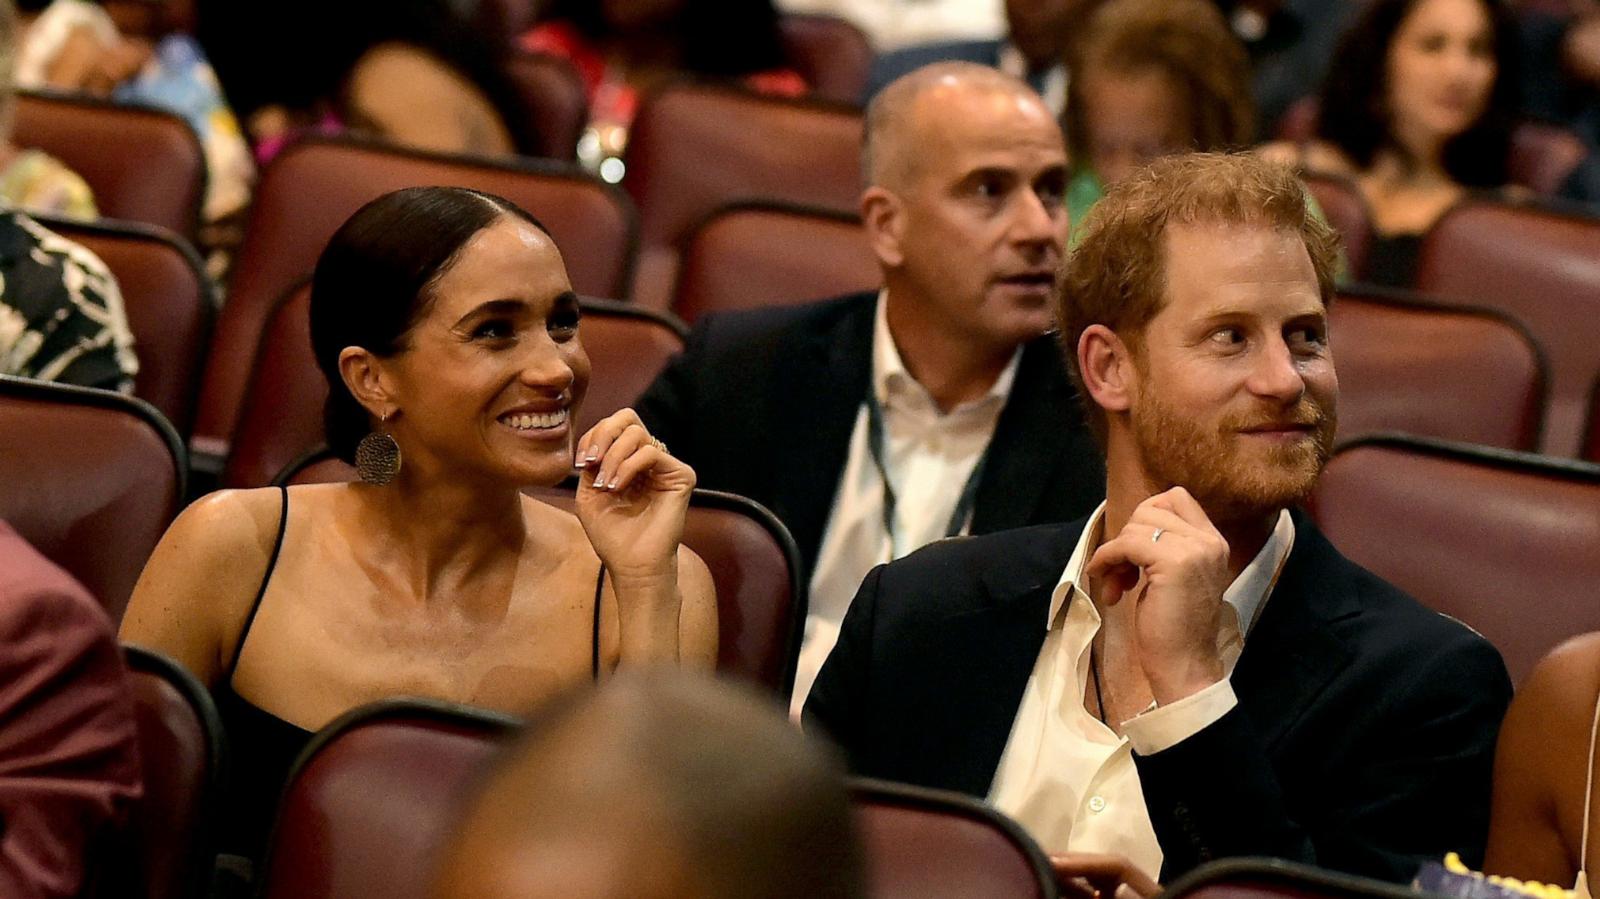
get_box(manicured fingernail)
[607,478,620,490]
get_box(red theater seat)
[851,779,1059,899]
[672,202,878,323]
[34,214,214,436]
[1162,857,1422,899]
[1330,287,1544,451]
[224,293,684,489]
[193,137,638,460]
[107,645,225,899]
[1302,172,1371,281]
[780,14,874,104]
[623,83,863,309]
[1415,200,1600,455]
[14,91,205,237]
[0,377,184,620]
[255,700,514,899]
[1311,436,1600,683]
[1585,377,1600,463]
[502,51,589,160]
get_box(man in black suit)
[806,153,1512,886]
[635,63,1105,712]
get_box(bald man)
[430,675,865,899]
[636,63,1104,712]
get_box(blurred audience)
[867,0,1099,115]
[774,0,1004,52]
[1484,632,1600,891]
[1220,0,1360,138]
[15,0,254,225]
[637,62,1105,715]
[0,0,92,217]
[1065,0,1254,235]
[0,208,136,392]
[0,521,141,899]
[521,0,805,174]
[1260,0,1521,287]
[118,187,716,876]
[197,0,534,162]
[431,673,865,899]
[807,153,1512,885]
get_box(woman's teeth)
[501,409,568,430]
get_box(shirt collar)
[872,290,1021,412]
[1047,502,1296,640]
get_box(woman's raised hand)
[572,409,696,583]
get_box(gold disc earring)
[355,411,402,485]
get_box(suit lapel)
[769,294,876,574]
[1232,513,1360,753]
[907,522,1084,796]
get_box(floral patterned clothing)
[0,210,136,392]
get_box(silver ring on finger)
[1151,527,1165,543]
[649,436,668,456]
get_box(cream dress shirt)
[988,503,1296,874]
[773,0,1004,51]
[791,293,1019,716]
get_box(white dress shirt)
[791,293,1020,716]
[988,503,1296,873]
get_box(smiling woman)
[116,186,717,882]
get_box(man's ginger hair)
[1055,152,1342,449]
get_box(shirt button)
[1088,796,1107,814]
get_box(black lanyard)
[863,390,989,559]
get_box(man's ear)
[861,186,905,269]
[337,347,399,419]
[1077,324,1137,416]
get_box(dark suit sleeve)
[1134,634,1511,883]
[0,579,142,899]
[803,563,885,769]
[634,313,717,459]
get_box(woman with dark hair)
[119,186,717,876]
[1259,0,1520,286]
[520,0,806,172]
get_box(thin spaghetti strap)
[226,486,289,678]
[1580,690,1600,877]
[591,564,605,681]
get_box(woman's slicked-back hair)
[308,186,550,463]
[1315,0,1520,187]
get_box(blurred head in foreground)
[431,674,866,899]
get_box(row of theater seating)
[119,649,1524,899]
[3,372,1596,695]
[19,82,1600,470]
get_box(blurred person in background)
[1260,0,1521,287]
[521,0,805,175]
[774,0,1003,53]
[866,0,1102,115]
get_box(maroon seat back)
[851,779,1058,899]
[14,91,205,237]
[779,13,874,104]
[110,646,224,899]
[1508,121,1588,196]
[1330,287,1544,450]
[0,377,184,620]
[623,83,863,309]
[1302,172,1371,281]
[255,700,515,899]
[276,459,805,694]
[224,292,683,489]
[194,137,638,456]
[502,51,589,160]
[1164,858,1423,899]
[34,214,214,436]
[1586,377,1600,463]
[1415,200,1600,455]
[673,202,879,323]
[1311,436,1600,683]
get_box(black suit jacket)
[634,292,1106,577]
[805,512,1513,883]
